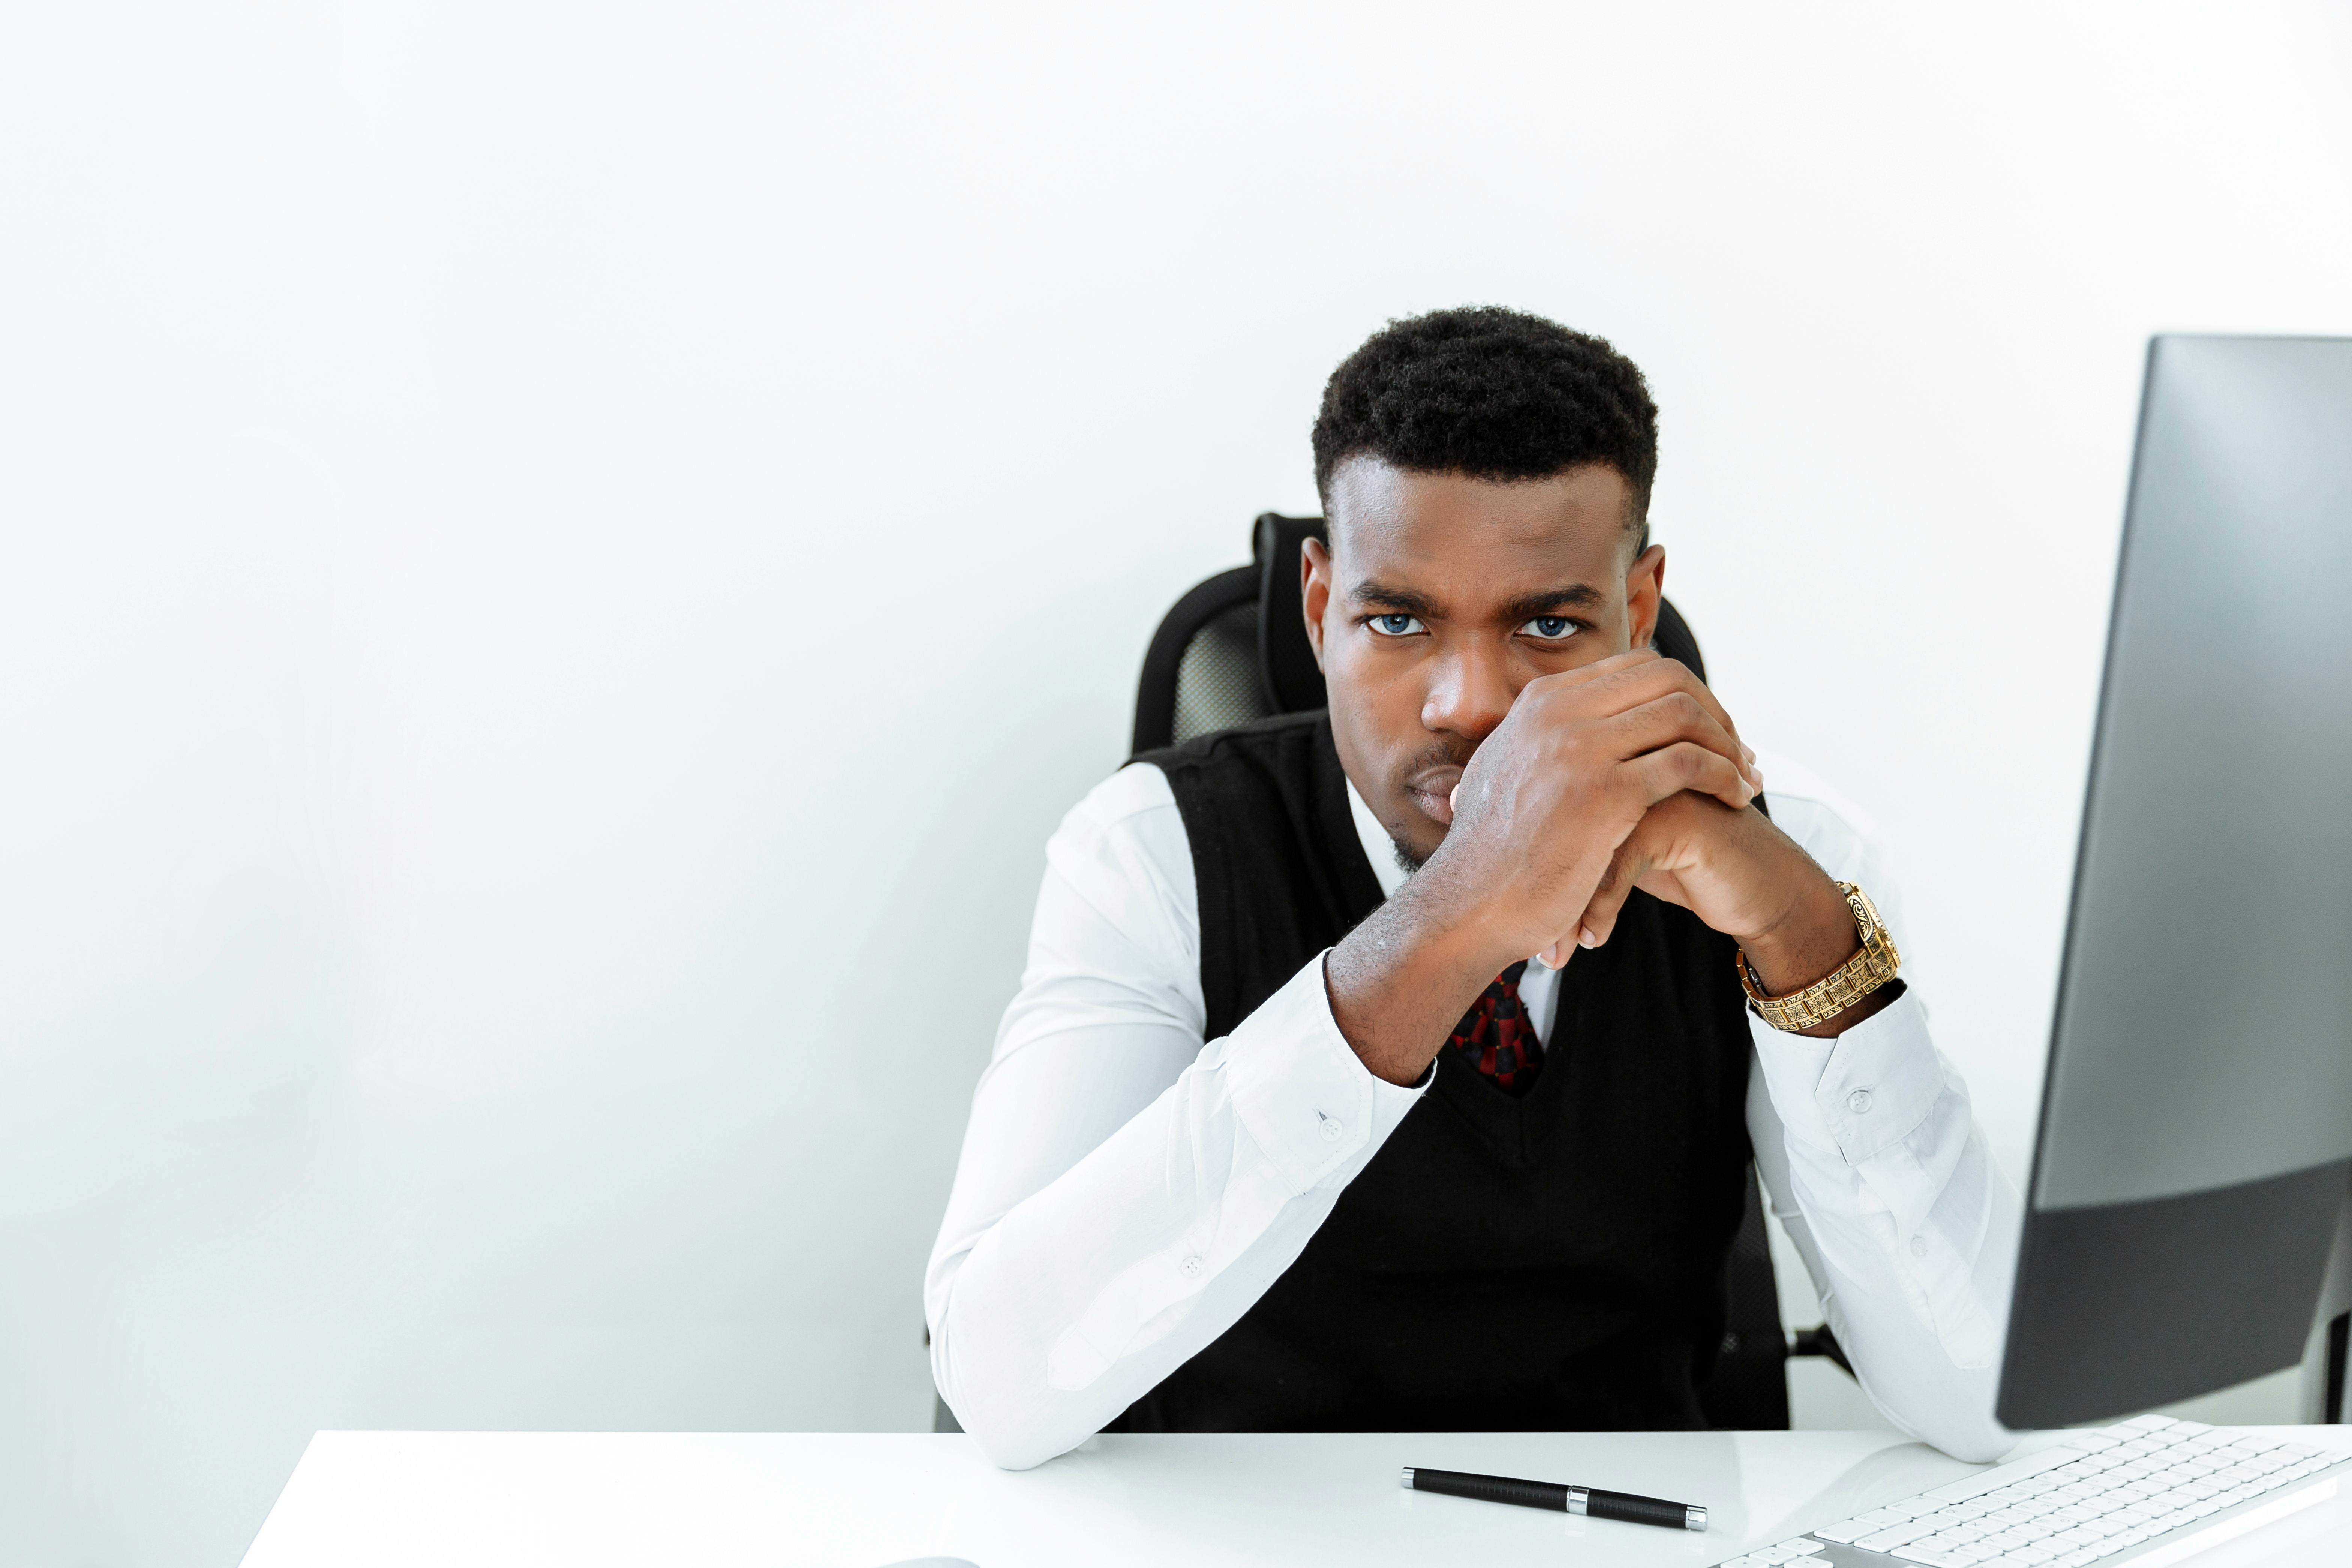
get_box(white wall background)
[4,2,2351,1562]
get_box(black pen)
[1401,1466,1709,1531]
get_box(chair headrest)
[1253,512,1328,714]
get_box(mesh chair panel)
[1171,601,1271,745]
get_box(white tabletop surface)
[241,1426,2352,1568]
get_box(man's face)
[1304,456,1665,869]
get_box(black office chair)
[1128,512,1852,1431]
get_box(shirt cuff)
[1748,986,1944,1164]
[1214,951,1431,1196]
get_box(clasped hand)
[1328,648,1868,1084]
[1433,646,1794,971]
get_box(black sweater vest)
[1108,711,1757,1433]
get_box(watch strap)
[1737,882,1901,1033]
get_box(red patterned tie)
[1448,959,1543,1095]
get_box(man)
[926,307,2021,1469]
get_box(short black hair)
[1312,306,1659,540]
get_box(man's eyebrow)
[1346,580,1442,617]
[1500,584,1606,619]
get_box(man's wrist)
[1737,868,1899,1039]
[1326,873,1523,1085]
[1735,867,1858,995]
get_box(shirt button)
[1180,1255,1203,1278]
[1316,1110,1344,1142]
[1847,1088,1875,1115]
[1910,1236,1929,1259]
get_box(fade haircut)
[1311,306,1659,550]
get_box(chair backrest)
[1123,513,1800,1431]
[1133,513,1712,754]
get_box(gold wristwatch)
[1736,882,1901,1032]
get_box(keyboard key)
[1926,1448,2079,1504]
[1860,1523,1936,1551]
[1798,1429,2337,1568]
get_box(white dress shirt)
[925,748,2024,1470]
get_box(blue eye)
[1521,616,1578,641]
[1368,614,1424,637]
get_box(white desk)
[242,1427,2352,1568]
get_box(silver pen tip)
[1685,1504,1709,1532]
[1400,1467,1415,1489]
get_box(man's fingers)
[1625,741,1755,813]
[1602,691,1752,783]
[1543,645,1661,690]
[1569,840,1644,951]
[1532,655,1756,783]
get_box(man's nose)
[1421,639,1516,742]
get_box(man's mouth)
[1404,765,1465,827]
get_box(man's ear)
[1301,536,1333,672]
[1625,542,1665,653]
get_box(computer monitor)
[1995,334,2352,1430]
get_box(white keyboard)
[1718,1416,2350,1568]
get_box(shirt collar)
[1344,775,1411,900]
